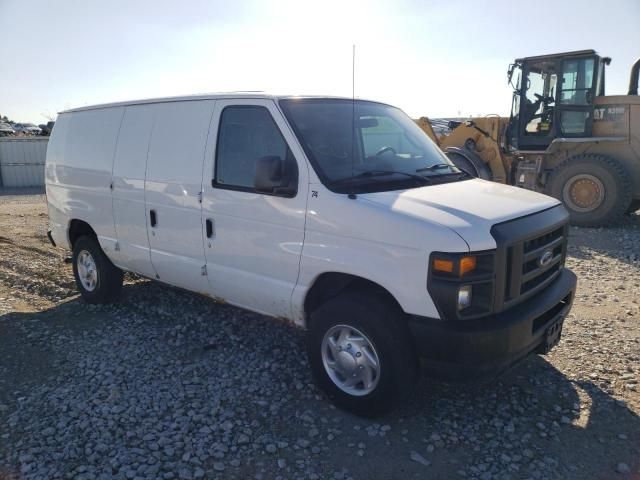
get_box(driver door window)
[214,106,298,195]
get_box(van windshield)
[279,98,467,193]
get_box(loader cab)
[507,50,607,151]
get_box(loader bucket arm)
[415,117,441,147]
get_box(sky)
[1,0,639,123]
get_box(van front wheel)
[307,292,418,417]
[72,236,123,304]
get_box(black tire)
[306,291,418,417]
[626,199,640,214]
[445,149,492,180]
[545,154,633,227]
[72,235,123,304]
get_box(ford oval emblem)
[539,249,554,267]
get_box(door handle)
[206,218,214,238]
[150,209,157,227]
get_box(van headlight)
[428,251,495,320]
[457,285,472,310]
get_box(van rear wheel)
[306,291,418,417]
[72,236,123,304]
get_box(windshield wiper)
[423,169,473,182]
[332,170,431,185]
[440,170,471,178]
[415,163,458,173]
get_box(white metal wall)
[0,137,48,187]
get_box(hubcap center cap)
[336,350,357,374]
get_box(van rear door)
[48,108,123,252]
[145,100,215,293]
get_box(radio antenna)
[352,44,356,100]
[349,44,357,199]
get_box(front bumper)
[408,268,577,378]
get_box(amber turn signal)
[459,256,477,276]
[432,259,454,273]
[432,256,477,276]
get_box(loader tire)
[545,154,632,227]
[626,199,640,214]
[445,148,492,180]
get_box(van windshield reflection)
[279,99,467,193]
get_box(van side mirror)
[254,155,294,195]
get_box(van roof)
[61,93,384,114]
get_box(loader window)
[560,58,595,105]
[509,67,521,132]
[559,111,590,135]
[523,64,557,136]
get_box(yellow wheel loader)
[417,50,640,226]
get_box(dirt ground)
[0,188,638,480]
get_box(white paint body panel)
[359,179,561,251]
[46,108,124,253]
[145,100,215,293]
[202,99,308,318]
[46,93,560,327]
[110,104,157,278]
[45,113,72,248]
[291,181,470,322]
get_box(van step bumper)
[407,268,577,379]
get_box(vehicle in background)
[46,93,577,416]
[417,50,640,226]
[38,121,55,136]
[14,123,42,135]
[0,122,15,136]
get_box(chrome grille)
[504,226,567,306]
[490,206,570,313]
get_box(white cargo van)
[46,94,577,416]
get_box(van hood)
[359,179,560,250]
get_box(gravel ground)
[0,188,639,480]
